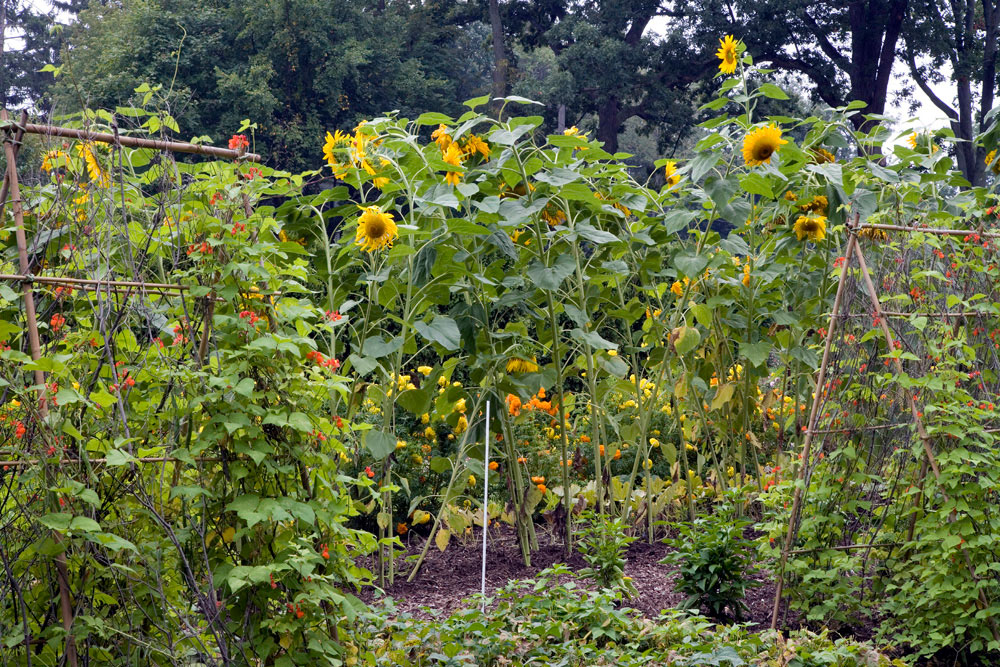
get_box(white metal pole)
[481,400,490,611]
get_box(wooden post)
[769,231,858,629]
[2,110,79,667]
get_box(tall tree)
[52,0,492,171]
[1,0,69,110]
[904,0,1000,186]
[507,0,717,153]
[672,0,908,134]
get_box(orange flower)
[613,449,622,460]
[580,435,591,443]
[397,522,408,535]
[517,456,527,464]
[488,461,499,471]
[531,476,545,484]
[506,393,522,417]
[536,483,547,494]
[599,445,605,456]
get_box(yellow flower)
[456,414,469,434]
[41,149,68,173]
[76,143,110,187]
[417,366,433,376]
[354,205,398,252]
[421,413,430,424]
[396,440,408,450]
[454,398,467,414]
[437,376,448,387]
[907,133,918,149]
[986,150,1000,175]
[742,263,751,287]
[664,160,680,187]
[793,214,827,242]
[373,176,390,189]
[743,125,787,166]
[468,474,476,487]
[424,426,435,439]
[649,438,660,447]
[432,124,452,150]
[506,356,539,373]
[799,195,828,215]
[563,126,581,136]
[463,134,491,159]
[322,130,348,168]
[716,35,739,75]
[810,147,836,164]
[670,279,686,297]
[442,142,465,185]
[607,350,618,357]
[784,191,797,202]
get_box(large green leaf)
[414,316,461,351]
[363,430,396,460]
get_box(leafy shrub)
[663,491,759,620]
[574,511,638,596]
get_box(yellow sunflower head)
[810,147,836,164]
[664,160,681,187]
[506,356,539,374]
[986,149,1000,175]
[716,35,740,75]
[793,214,827,243]
[742,124,788,166]
[800,195,828,215]
[355,205,398,252]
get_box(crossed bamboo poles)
[769,215,1000,647]
[0,109,258,667]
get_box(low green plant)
[355,565,908,666]
[662,490,759,621]
[574,511,639,597]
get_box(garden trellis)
[770,216,1000,648]
[0,109,259,665]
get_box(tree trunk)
[1,0,7,110]
[846,0,908,135]
[488,0,507,115]
[597,96,619,153]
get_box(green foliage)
[574,510,638,596]
[354,565,907,666]
[663,490,759,621]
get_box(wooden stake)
[769,231,858,629]
[3,110,79,667]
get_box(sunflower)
[432,124,452,151]
[986,150,1000,175]
[742,125,787,166]
[810,147,836,164]
[799,195,828,215]
[858,226,888,241]
[716,35,739,74]
[77,143,110,187]
[442,142,465,186]
[506,356,539,373]
[793,214,827,242]
[664,160,681,187]
[354,205,398,252]
[463,134,491,159]
[41,149,68,173]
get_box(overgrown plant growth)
[2,34,1000,664]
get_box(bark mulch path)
[360,523,783,633]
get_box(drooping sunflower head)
[799,195,828,215]
[810,147,836,164]
[506,356,539,374]
[986,149,1000,175]
[793,214,827,243]
[742,125,788,166]
[858,226,888,241]
[354,205,398,252]
[716,35,740,75]
[664,160,681,187]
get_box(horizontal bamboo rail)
[858,222,1000,238]
[0,456,222,467]
[0,273,189,292]
[11,120,261,163]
